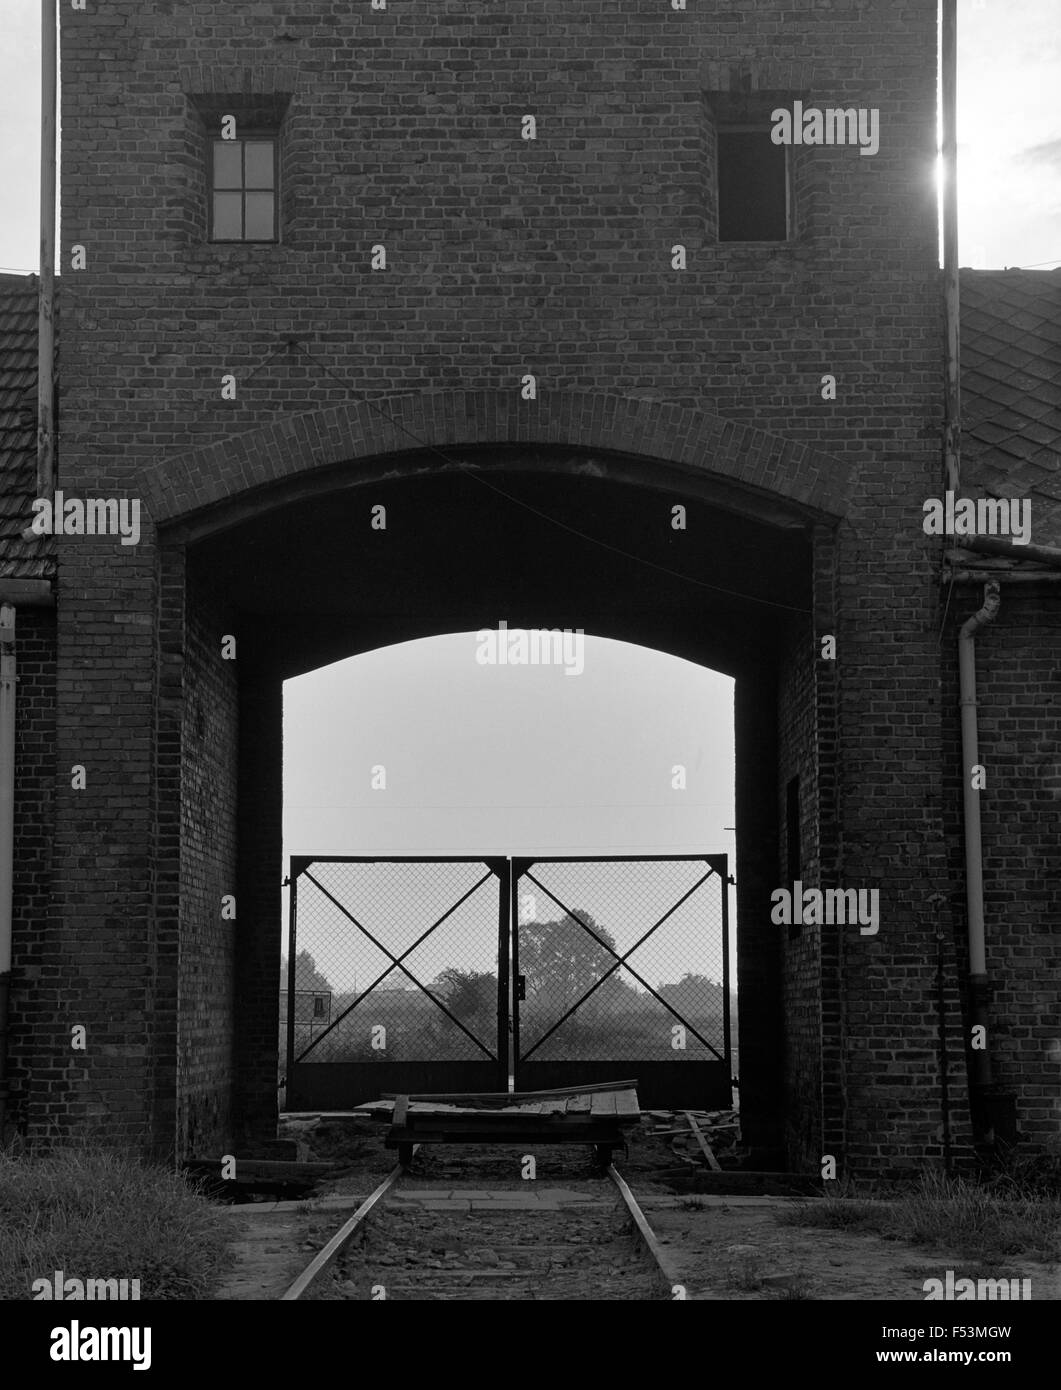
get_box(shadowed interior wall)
[174,559,239,1158]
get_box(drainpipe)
[941,0,960,497]
[958,582,999,1144]
[0,605,15,1145]
[38,0,57,502]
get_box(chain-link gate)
[511,856,731,1108]
[284,858,510,1110]
[284,854,731,1111]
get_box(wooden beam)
[379,1079,638,1106]
[683,1111,722,1171]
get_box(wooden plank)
[183,1159,335,1179]
[591,1091,618,1117]
[652,1123,737,1137]
[683,1110,722,1171]
[614,1089,640,1118]
[379,1079,638,1106]
[392,1095,409,1128]
[385,1128,628,1146]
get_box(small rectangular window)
[210,137,278,242]
[717,129,789,242]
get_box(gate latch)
[515,975,526,1002]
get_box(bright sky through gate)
[282,638,737,981]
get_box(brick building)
[0,2,1057,1176]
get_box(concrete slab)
[640,1195,806,1209]
[214,1194,369,1217]
[531,1187,609,1202]
[386,1199,472,1212]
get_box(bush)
[0,1145,232,1300]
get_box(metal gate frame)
[510,855,731,1109]
[285,857,510,1110]
[284,853,731,1112]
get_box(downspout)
[1,1,60,1144]
[958,582,999,1143]
[0,606,15,1145]
[940,0,1006,1152]
[941,0,960,498]
[38,0,57,501]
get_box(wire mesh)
[287,860,502,1065]
[515,859,726,1063]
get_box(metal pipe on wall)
[38,0,57,501]
[958,582,1000,1141]
[0,605,16,1144]
[941,0,960,497]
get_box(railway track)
[281,1153,680,1302]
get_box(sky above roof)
[1,0,1058,272]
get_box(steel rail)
[606,1163,682,1294]
[284,1150,677,1301]
[281,1152,415,1300]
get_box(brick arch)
[142,389,854,526]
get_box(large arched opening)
[156,395,847,1171]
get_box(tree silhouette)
[518,909,629,1008]
[657,972,724,1020]
[432,967,498,1027]
[280,949,333,996]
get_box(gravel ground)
[305,1200,668,1301]
[215,1114,1061,1301]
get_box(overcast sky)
[1,4,1057,973]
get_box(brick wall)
[7,607,56,1140]
[47,0,1012,1173]
[777,615,822,1170]
[233,659,284,1151]
[172,561,239,1158]
[943,587,1061,1157]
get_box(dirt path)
[209,1115,1059,1301]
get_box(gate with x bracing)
[283,854,731,1111]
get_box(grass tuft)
[0,1146,233,1300]
[777,1169,1061,1264]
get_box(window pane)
[244,141,275,189]
[213,140,243,189]
[718,132,788,242]
[244,192,275,240]
[212,192,243,240]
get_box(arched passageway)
[163,417,841,1170]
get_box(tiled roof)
[960,268,1061,551]
[0,273,52,579]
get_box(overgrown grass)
[0,1146,233,1300]
[777,1170,1061,1265]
